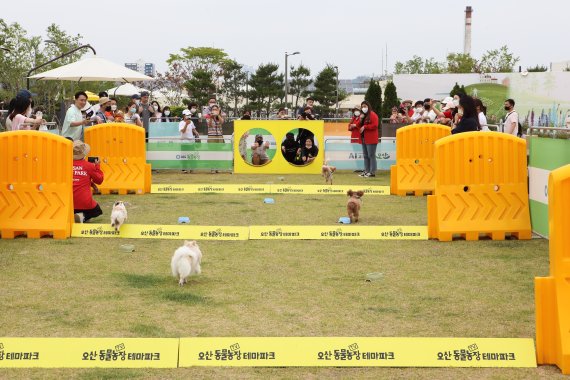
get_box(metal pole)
[284,52,288,112]
[26,44,97,90]
[334,66,339,118]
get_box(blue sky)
[3,0,568,78]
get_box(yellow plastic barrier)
[84,123,151,194]
[0,131,73,239]
[535,164,570,374]
[427,132,531,241]
[390,124,451,196]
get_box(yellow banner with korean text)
[151,184,390,195]
[71,224,249,240]
[249,226,428,240]
[0,338,178,368]
[178,337,536,367]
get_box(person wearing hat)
[251,133,270,166]
[62,91,91,141]
[72,140,104,223]
[94,97,111,124]
[348,105,362,145]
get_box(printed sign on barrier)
[248,226,427,240]
[325,141,396,171]
[151,184,272,194]
[71,224,249,240]
[178,337,536,367]
[0,338,178,368]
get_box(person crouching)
[72,140,104,223]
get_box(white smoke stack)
[464,6,473,55]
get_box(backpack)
[505,112,523,137]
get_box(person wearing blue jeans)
[358,101,379,178]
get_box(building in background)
[125,59,156,77]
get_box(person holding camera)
[206,104,224,143]
[72,140,104,223]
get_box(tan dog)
[347,190,364,223]
[322,165,337,185]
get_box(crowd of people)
[386,94,521,137]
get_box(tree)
[381,81,399,118]
[527,64,548,72]
[446,53,478,73]
[219,59,247,117]
[479,45,520,73]
[394,56,444,74]
[185,68,216,108]
[167,46,229,76]
[312,65,346,113]
[247,63,283,117]
[364,79,382,115]
[289,64,311,111]
[450,82,467,97]
[153,63,188,106]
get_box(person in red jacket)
[348,105,362,144]
[72,140,104,223]
[358,100,379,178]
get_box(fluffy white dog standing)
[171,240,202,286]
[110,201,128,231]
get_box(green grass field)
[0,171,563,379]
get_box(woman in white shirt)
[8,96,45,131]
[474,98,488,131]
[125,101,143,127]
[151,101,162,122]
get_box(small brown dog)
[322,165,337,185]
[347,189,364,223]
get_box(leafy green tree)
[185,68,216,108]
[479,45,520,73]
[381,81,399,118]
[446,53,478,73]
[288,64,311,111]
[153,63,188,106]
[527,64,548,72]
[220,59,247,117]
[364,79,382,115]
[450,82,464,97]
[167,46,229,76]
[312,65,346,114]
[394,56,444,74]
[247,63,284,117]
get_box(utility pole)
[284,51,300,115]
[334,66,339,118]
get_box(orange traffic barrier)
[84,123,151,195]
[427,132,531,241]
[0,131,73,239]
[535,164,570,374]
[390,124,451,196]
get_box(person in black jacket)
[452,95,480,134]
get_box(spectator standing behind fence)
[179,114,200,142]
[241,110,252,120]
[94,97,110,124]
[202,96,217,118]
[410,101,424,124]
[137,91,154,139]
[206,104,224,143]
[105,98,118,122]
[474,98,489,131]
[161,106,172,122]
[358,100,379,178]
[151,101,162,121]
[125,101,143,127]
[8,95,45,131]
[297,97,316,118]
[348,105,362,144]
[452,95,480,134]
[62,91,90,141]
[72,140,104,223]
[503,98,519,136]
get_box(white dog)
[110,201,128,231]
[171,240,202,286]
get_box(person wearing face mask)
[94,97,110,124]
[452,95,462,126]
[203,96,217,117]
[348,105,362,144]
[503,99,519,136]
[105,98,118,122]
[161,106,172,122]
[62,91,91,141]
[251,134,271,165]
[451,95,480,135]
[474,98,488,131]
[125,100,143,127]
[8,95,46,131]
[420,98,437,123]
[358,101,379,178]
[411,101,424,123]
[151,101,162,121]
[206,104,224,143]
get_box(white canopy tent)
[28,56,153,82]
[106,83,149,97]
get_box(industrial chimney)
[464,6,473,55]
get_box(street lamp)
[334,66,339,118]
[284,51,300,115]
